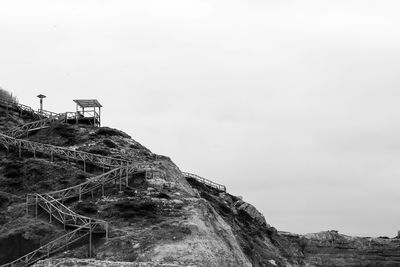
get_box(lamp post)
[37,94,46,114]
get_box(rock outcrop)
[234,199,269,227]
[302,230,400,266]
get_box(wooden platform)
[66,117,100,126]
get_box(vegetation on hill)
[0,87,18,103]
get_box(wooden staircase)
[3,225,91,267]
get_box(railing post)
[119,175,123,194]
[26,195,29,215]
[33,148,36,158]
[79,186,82,202]
[119,168,123,194]
[50,150,53,162]
[89,220,92,258]
[35,195,38,218]
[101,182,105,197]
[105,222,109,241]
[66,235,68,250]
[49,204,52,223]
[126,163,129,186]
[83,159,86,172]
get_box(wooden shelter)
[68,99,102,127]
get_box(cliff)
[0,98,399,267]
[283,230,400,266]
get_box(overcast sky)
[1,0,400,237]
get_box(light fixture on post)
[37,94,46,114]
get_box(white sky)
[1,0,400,237]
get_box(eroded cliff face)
[186,178,400,267]
[186,177,304,266]
[281,230,400,267]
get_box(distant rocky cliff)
[284,230,400,266]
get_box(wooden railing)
[63,111,100,126]
[40,109,59,118]
[0,98,44,119]
[5,114,65,138]
[42,163,154,202]
[1,224,90,267]
[0,133,130,169]
[27,194,108,232]
[182,172,226,192]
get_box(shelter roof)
[73,99,102,108]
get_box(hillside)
[0,97,399,267]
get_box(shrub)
[129,143,141,149]
[52,124,81,145]
[0,87,18,103]
[114,200,157,218]
[103,139,117,148]
[156,192,171,199]
[75,202,98,214]
[76,174,87,180]
[4,162,22,178]
[53,124,76,138]
[95,127,130,138]
[2,176,22,186]
[87,147,111,156]
[0,192,9,208]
